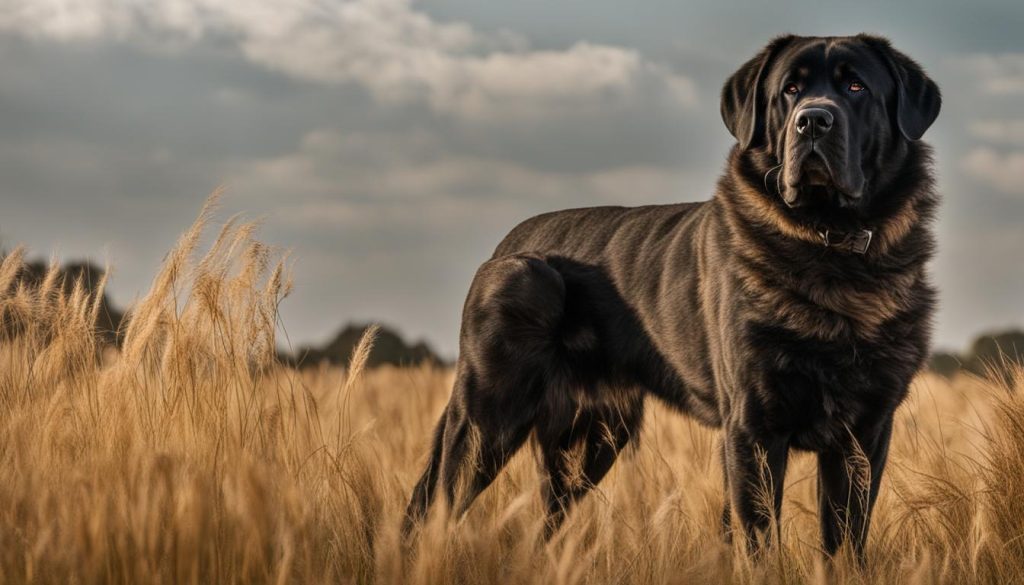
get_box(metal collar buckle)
[817,228,873,254]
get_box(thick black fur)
[405,34,941,560]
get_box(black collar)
[817,228,873,254]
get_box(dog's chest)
[768,369,858,448]
[769,368,873,450]
[747,327,911,451]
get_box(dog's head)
[721,34,940,220]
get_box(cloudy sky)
[0,0,1021,357]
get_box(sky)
[0,0,1022,358]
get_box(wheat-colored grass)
[1,197,1022,584]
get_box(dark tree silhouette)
[2,258,124,346]
[285,323,445,369]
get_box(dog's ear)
[720,35,796,150]
[860,35,941,141]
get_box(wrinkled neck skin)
[721,140,937,260]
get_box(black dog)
[405,34,940,559]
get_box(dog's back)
[494,202,708,263]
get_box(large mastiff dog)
[406,34,941,559]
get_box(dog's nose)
[795,108,834,139]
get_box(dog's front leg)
[722,424,790,556]
[817,414,894,562]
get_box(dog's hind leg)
[404,253,566,531]
[435,380,537,519]
[405,368,531,535]
[403,404,449,534]
[536,392,644,537]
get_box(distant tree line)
[928,329,1024,383]
[281,323,446,369]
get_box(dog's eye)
[783,83,800,95]
[848,80,866,93]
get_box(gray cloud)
[949,53,1024,196]
[969,120,1024,146]
[961,147,1024,194]
[228,128,705,211]
[0,0,696,120]
[951,53,1024,95]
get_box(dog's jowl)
[405,34,941,560]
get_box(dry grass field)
[1,198,1023,584]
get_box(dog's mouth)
[800,155,832,186]
[798,156,838,203]
[783,151,861,210]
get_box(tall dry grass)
[1,196,1023,584]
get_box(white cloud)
[961,147,1024,195]
[0,0,696,119]
[951,53,1024,96]
[969,120,1024,146]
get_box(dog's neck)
[719,144,937,259]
